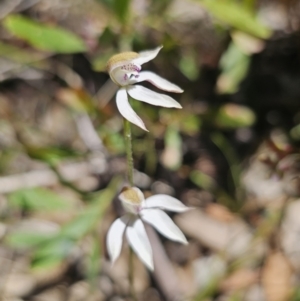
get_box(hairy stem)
[123,119,137,300]
[124,118,134,186]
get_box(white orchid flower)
[106,186,190,270]
[106,46,183,131]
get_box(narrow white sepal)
[131,71,183,93]
[116,88,148,131]
[132,46,163,66]
[127,85,182,109]
[141,209,188,245]
[142,194,190,212]
[106,215,129,263]
[126,219,154,271]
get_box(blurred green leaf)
[60,176,121,240]
[101,0,131,23]
[60,207,99,240]
[0,41,47,64]
[103,126,125,154]
[32,237,75,269]
[113,0,131,23]
[9,187,70,211]
[190,170,217,190]
[211,132,241,195]
[161,126,182,171]
[214,103,255,129]
[291,287,300,301]
[217,42,250,94]
[179,51,199,81]
[86,236,101,287]
[197,0,271,39]
[220,43,249,71]
[27,146,79,165]
[3,15,86,53]
[36,177,120,269]
[6,231,54,249]
[181,114,201,135]
[194,277,221,301]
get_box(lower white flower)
[106,187,190,270]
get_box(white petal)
[142,194,190,212]
[106,215,130,263]
[126,219,154,270]
[130,71,183,93]
[127,85,182,108]
[116,88,148,131]
[132,46,163,66]
[141,209,188,244]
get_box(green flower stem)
[124,118,134,186]
[123,118,137,300]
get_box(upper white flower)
[106,186,190,270]
[107,46,183,131]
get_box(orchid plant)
[107,46,183,131]
[105,46,189,295]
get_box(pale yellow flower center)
[106,52,139,73]
[120,187,142,205]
